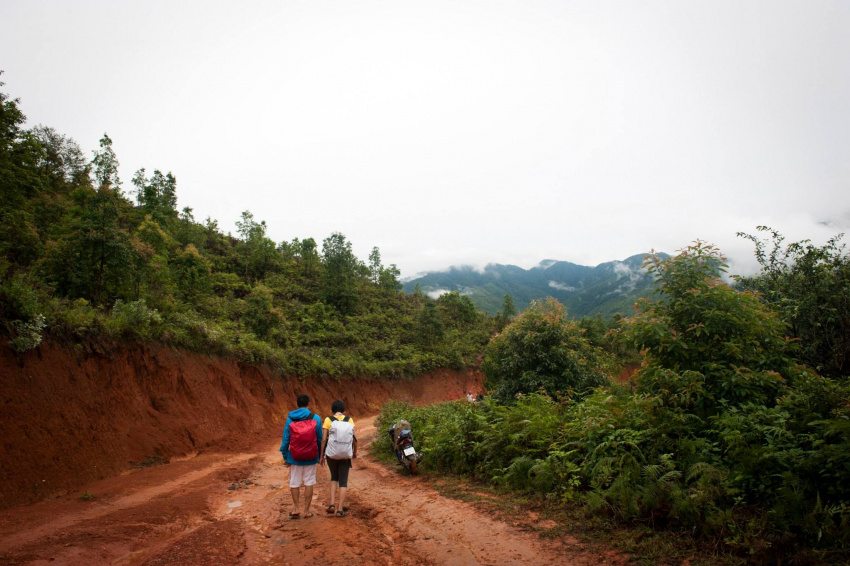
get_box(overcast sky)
[2,0,848,278]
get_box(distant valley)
[403,253,668,318]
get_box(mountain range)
[403,253,668,318]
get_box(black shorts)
[326,458,352,487]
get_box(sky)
[2,0,848,279]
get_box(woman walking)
[319,400,357,517]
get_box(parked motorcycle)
[387,420,422,475]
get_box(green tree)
[482,297,611,402]
[0,209,40,268]
[612,241,850,546]
[576,313,607,348]
[321,232,359,314]
[40,184,133,304]
[736,226,850,378]
[620,241,793,412]
[501,294,516,318]
[0,75,26,176]
[135,215,176,256]
[130,216,177,308]
[244,284,283,340]
[378,263,402,293]
[298,237,320,279]
[172,206,206,249]
[0,76,43,212]
[91,133,120,190]
[234,210,280,282]
[368,246,382,284]
[132,168,178,225]
[30,125,89,190]
[172,243,211,302]
[416,301,444,348]
[437,291,477,328]
[37,152,132,301]
[494,294,516,331]
[1,123,89,272]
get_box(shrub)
[737,227,850,378]
[620,242,792,413]
[47,298,99,337]
[482,298,613,403]
[105,299,162,340]
[0,271,41,321]
[8,313,46,352]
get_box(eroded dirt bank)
[0,342,482,508]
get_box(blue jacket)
[280,408,323,465]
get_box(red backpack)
[288,412,318,461]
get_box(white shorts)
[289,464,317,488]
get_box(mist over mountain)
[403,253,668,318]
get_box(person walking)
[319,399,357,517]
[280,394,323,519]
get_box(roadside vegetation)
[376,240,850,564]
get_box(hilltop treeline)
[0,79,491,376]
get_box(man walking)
[280,394,323,518]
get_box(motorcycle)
[387,420,423,475]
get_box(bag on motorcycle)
[325,415,355,460]
[391,420,412,450]
[288,412,319,461]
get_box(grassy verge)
[423,471,743,565]
[369,422,724,564]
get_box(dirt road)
[0,417,624,565]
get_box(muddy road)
[0,416,625,565]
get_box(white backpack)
[325,415,354,460]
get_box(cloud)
[612,261,647,293]
[426,289,452,299]
[426,286,473,299]
[548,281,577,292]
[432,264,488,275]
[612,262,633,278]
[817,209,850,230]
[613,262,637,280]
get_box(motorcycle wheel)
[409,458,418,475]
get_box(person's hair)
[296,394,310,408]
[331,400,345,414]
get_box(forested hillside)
[0,79,491,377]
[404,253,666,318]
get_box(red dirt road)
[0,417,625,566]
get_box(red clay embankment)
[0,342,482,508]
